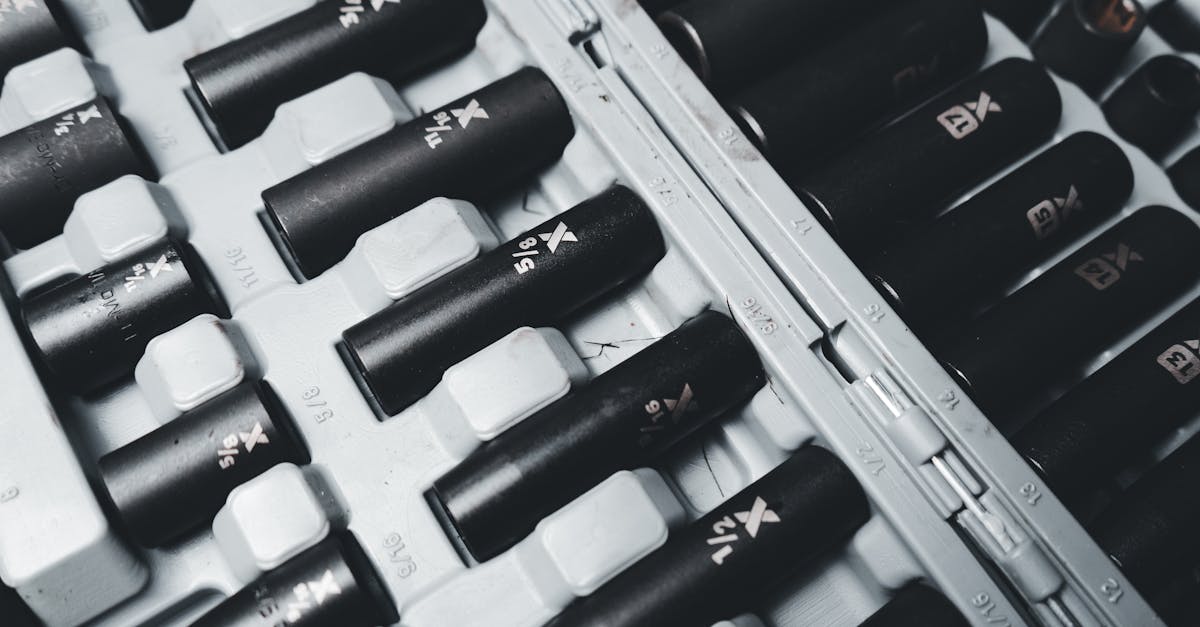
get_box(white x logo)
[451,99,489,129]
[965,91,1002,122]
[538,222,578,253]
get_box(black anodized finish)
[97,382,309,547]
[128,0,193,30]
[1150,0,1200,52]
[982,0,1057,39]
[1015,297,1200,502]
[0,96,151,249]
[344,185,665,416]
[1090,434,1200,599]
[658,0,882,93]
[936,206,1200,420]
[546,446,869,627]
[1032,0,1147,96]
[192,534,397,627]
[1169,146,1200,211]
[868,132,1133,331]
[21,238,223,395]
[727,0,988,163]
[0,0,77,80]
[184,0,487,148]
[263,66,575,278]
[791,57,1062,252]
[433,310,765,561]
[1103,55,1200,161]
[860,583,969,627]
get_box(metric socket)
[0,0,79,81]
[1032,0,1147,96]
[184,0,487,148]
[263,66,575,278]
[0,96,151,249]
[98,382,309,547]
[546,446,869,627]
[790,58,1062,252]
[860,583,969,627]
[982,0,1056,39]
[128,0,193,30]
[658,0,882,93]
[936,206,1200,419]
[1150,0,1200,52]
[21,238,224,395]
[725,0,987,162]
[1014,297,1200,502]
[192,534,397,627]
[432,311,765,561]
[1169,146,1200,211]
[868,132,1133,331]
[1090,434,1200,599]
[1103,55,1200,161]
[344,186,665,416]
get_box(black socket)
[184,0,487,148]
[982,0,1057,39]
[263,66,575,279]
[640,0,683,15]
[726,0,988,164]
[868,132,1134,331]
[432,311,765,561]
[1149,0,1200,53]
[658,0,883,93]
[0,96,152,249]
[936,206,1200,420]
[21,238,224,395]
[343,186,665,416]
[546,447,869,627]
[791,57,1063,252]
[128,0,193,30]
[192,534,397,627]
[1103,55,1200,161]
[1032,0,1147,96]
[1169,146,1200,212]
[0,0,79,81]
[0,585,37,627]
[860,583,970,627]
[98,382,309,547]
[1090,434,1200,599]
[1014,297,1200,502]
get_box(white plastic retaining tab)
[849,517,923,591]
[414,327,588,460]
[0,49,96,132]
[527,468,686,596]
[191,0,317,41]
[402,469,684,627]
[258,72,410,180]
[63,176,174,269]
[400,551,560,627]
[134,314,247,421]
[0,304,145,626]
[212,463,332,584]
[972,492,1065,604]
[341,198,500,312]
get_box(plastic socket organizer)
[0,1,1193,627]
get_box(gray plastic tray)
[0,0,1193,625]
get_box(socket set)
[0,1,1195,626]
